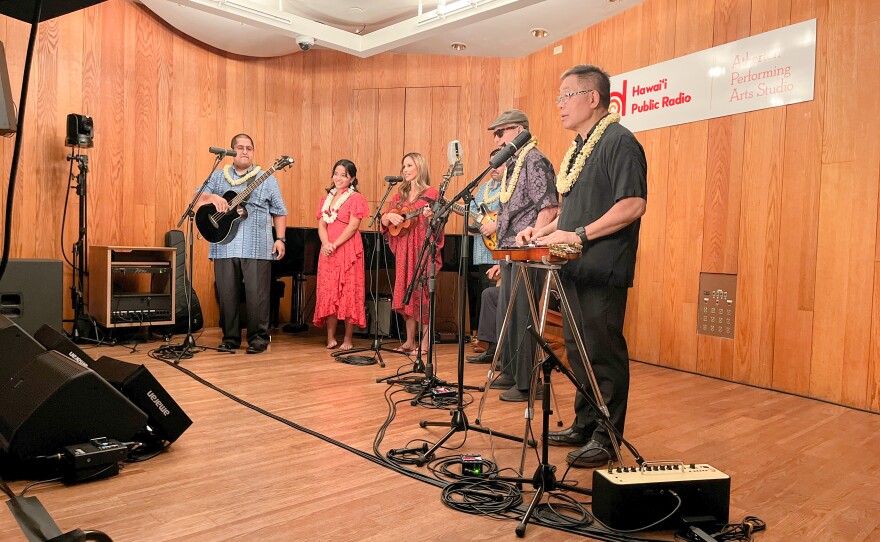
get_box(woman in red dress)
[314,159,368,350]
[380,152,444,356]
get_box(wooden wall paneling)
[701,115,744,275]
[626,129,668,365]
[732,108,785,387]
[133,7,159,247]
[402,87,432,159]
[377,87,406,202]
[621,2,647,73]
[674,0,715,57]
[427,86,460,232]
[810,162,861,405]
[869,263,880,411]
[497,57,516,112]
[350,89,378,212]
[713,0,751,44]
[659,122,707,371]
[647,0,677,65]
[820,0,856,164]
[770,0,825,395]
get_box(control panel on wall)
[697,273,737,339]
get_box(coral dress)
[382,187,444,324]
[313,191,368,328]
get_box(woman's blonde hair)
[398,152,431,199]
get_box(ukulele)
[195,156,294,244]
[491,243,582,263]
[385,195,434,236]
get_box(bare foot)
[327,339,338,349]
[394,342,415,353]
[339,341,353,351]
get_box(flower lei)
[321,186,355,224]
[500,139,538,204]
[223,165,261,186]
[481,173,503,205]
[556,113,620,195]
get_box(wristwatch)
[277,237,286,243]
[574,226,589,246]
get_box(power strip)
[592,463,730,531]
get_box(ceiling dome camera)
[296,35,315,51]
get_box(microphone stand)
[414,164,526,466]
[494,325,643,537]
[163,152,234,363]
[334,179,410,368]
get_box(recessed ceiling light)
[450,42,467,51]
[530,28,549,38]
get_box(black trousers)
[214,258,271,348]
[560,281,630,447]
[476,286,499,344]
[467,263,494,331]
[497,262,544,391]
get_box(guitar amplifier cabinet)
[89,246,175,328]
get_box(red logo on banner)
[610,80,627,116]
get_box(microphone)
[489,130,532,168]
[447,140,464,176]
[209,147,237,157]
[385,175,404,183]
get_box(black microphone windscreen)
[209,146,237,157]
[385,175,404,183]
[488,130,532,168]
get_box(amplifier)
[592,463,730,531]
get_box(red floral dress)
[313,191,368,328]
[381,187,444,324]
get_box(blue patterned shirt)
[201,166,287,260]
[470,179,502,265]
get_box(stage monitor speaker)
[0,259,62,335]
[34,324,192,443]
[0,350,148,460]
[0,315,47,383]
[90,356,192,443]
[355,295,392,337]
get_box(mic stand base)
[416,409,531,468]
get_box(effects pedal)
[63,438,129,484]
[430,386,456,397]
[592,462,730,531]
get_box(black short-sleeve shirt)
[557,121,648,288]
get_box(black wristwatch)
[574,226,589,246]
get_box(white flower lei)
[321,186,355,224]
[556,113,620,195]
[481,174,503,205]
[499,139,538,204]
[223,165,261,186]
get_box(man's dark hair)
[561,65,611,109]
[230,133,254,148]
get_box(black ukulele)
[196,156,294,244]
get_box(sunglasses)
[492,126,519,138]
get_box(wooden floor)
[2,327,879,541]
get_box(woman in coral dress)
[314,159,368,350]
[380,152,444,356]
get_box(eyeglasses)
[555,89,594,105]
[492,126,519,138]
[234,145,254,153]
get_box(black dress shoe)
[218,342,239,351]
[466,351,494,364]
[246,343,267,354]
[566,439,614,468]
[546,426,591,447]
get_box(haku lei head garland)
[321,186,355,224]
[556,113,620,195]
[224,165,261,186]
[500,139,539,204]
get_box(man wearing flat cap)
[486,109,558,402]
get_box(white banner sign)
[610,19,817,133]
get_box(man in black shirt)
[518,64,647,468]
